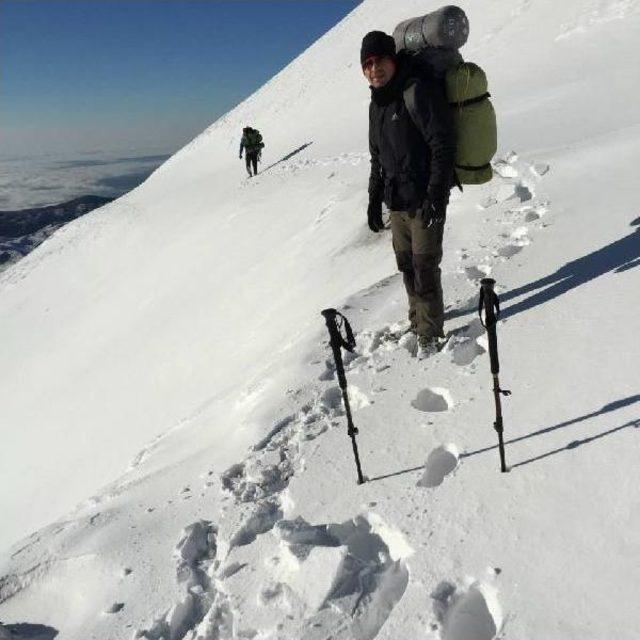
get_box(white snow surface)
[1,0,640,638]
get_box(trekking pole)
[321,308,366,485]
[478,278,511,473]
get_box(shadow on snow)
[462,394,640,468]
[261,141,313,173]
[501,219,640,320]
[445,217,640,323]
[2,623,58,639]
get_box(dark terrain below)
[0,195,113,270]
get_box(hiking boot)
[417,335,440,359]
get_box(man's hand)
[239,154,243,159]
[417,198,446,228]
[367,200,385,232]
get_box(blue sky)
[1,0,361,159]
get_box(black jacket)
[368,58,456,213]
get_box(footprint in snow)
[514,183,533,202]
[357,324,416,355]
[464,265,491,282]
[221,462,246,496]
[460,319,485,340]
[321,385,370,413]
[496,244,523,258]
[493,181,534,205]
[398,330,418,355]
[412,387,452,413]
[319,357,335,381]
[451,338,485,367]
[222,456,292,505]
[523,201,550,222]
[267,515,411,639]
[228,499,283,548]
[492,160,518,179]
[530,162,549,177]
[417,445,460,488]
[319,346,364,380]
[446,321,486,367]
[258,581,286,607]
[136,520,219,640]
[431,581,502,640]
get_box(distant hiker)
[362,30,456,358]
[239,126,264,177]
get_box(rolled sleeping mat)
[446,62,497,185]
[393,5,469,52]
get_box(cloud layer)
[0,152,170,210]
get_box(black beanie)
[360,31,396,67]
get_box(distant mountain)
[0,194,112,269]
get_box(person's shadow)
[1,623,58,639]
[501,218,640,319]
[261,141,313,173]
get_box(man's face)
[363,55,396,88]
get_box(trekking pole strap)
[479,279,501,374]
[321,308,356,352]
[322,308,356,392]
[330,342,348,391]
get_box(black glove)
[239,154,243,159]
[417,197,446,228]
[367,200,384,232]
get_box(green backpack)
[445,62,497,185]
[245,128,264,151]
[396,6,497,186]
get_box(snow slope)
[1,0,640,638]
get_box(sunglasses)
[362,55,393,71]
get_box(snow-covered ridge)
[1,0,640,638]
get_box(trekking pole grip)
[321,308,346,389]
[479,278,500,374]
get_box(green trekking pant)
[390,211,444,339]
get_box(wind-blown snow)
[1,0,639,638]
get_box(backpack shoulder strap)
[402,79,420,130]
